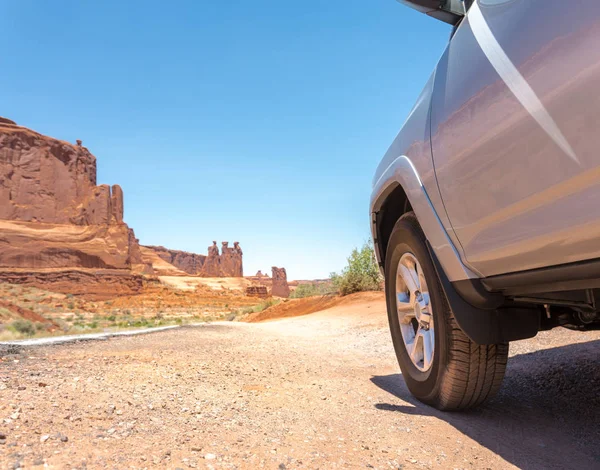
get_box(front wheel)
[385,213,508,410]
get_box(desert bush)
[255,298,279,312]
[330,240,383,296]
[239,298,281,315]
[9,319,36,336]
[290,282,335,299]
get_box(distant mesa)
[143,242,243,277]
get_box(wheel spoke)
[410,328,424,365]
[421,329,434,371]
[396,292,414,322]
[398,263,419,295]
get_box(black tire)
[385,212,508,410]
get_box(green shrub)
[330,240,383,296]
[290,282,335,299]
[10,319,36,336]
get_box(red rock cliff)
[0,118,144,270]
[144,241,243,277]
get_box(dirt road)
[1,293,599,469]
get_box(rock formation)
[0,117,149,295]
[203,241,221,276]
[147,245,207,275]
[144,241,243,277]
[271,266,290,298]
[245,285,268,298]
[220,241,243,277]
[0,120,125,227]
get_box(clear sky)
[1,0,450,280]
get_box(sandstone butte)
[0,117,291,298]
[0,117,153,297]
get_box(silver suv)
[370,0,600,410]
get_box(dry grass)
[0,281,266,340]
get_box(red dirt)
[0,299,58,330]
[245,291,385,323]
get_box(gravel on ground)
[0,294,598,469]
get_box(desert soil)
[1,292,598,469]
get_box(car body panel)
[431,0,600,277]
[371,74,478,282]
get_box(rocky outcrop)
[0,269,147,300]
[246,286,268,298]
[0,118,147,275]
[144,241,243,277]
[0,120,123,226]
[220,242,243,277]
[0,220,142,269]
[202,241,221,276]
[271,267,290,298]
[148,245,207,275]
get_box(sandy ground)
[0,293,598,469]
[159,277,252,293]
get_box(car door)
[430,0,600,277]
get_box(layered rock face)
[0,118,144,274]
[144,241,243,277]
[271,267,290,298]
[0,119,124,226]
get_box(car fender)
[370,155,478,283]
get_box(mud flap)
[426,242,540,344]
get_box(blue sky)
[0,0,449,280]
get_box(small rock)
[38,383,47,387]
[204,453,216,460]
[40,435,50,443]
[60,435,68,442]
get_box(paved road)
[0,299,598,469]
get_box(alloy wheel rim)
[396,253,435,372]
